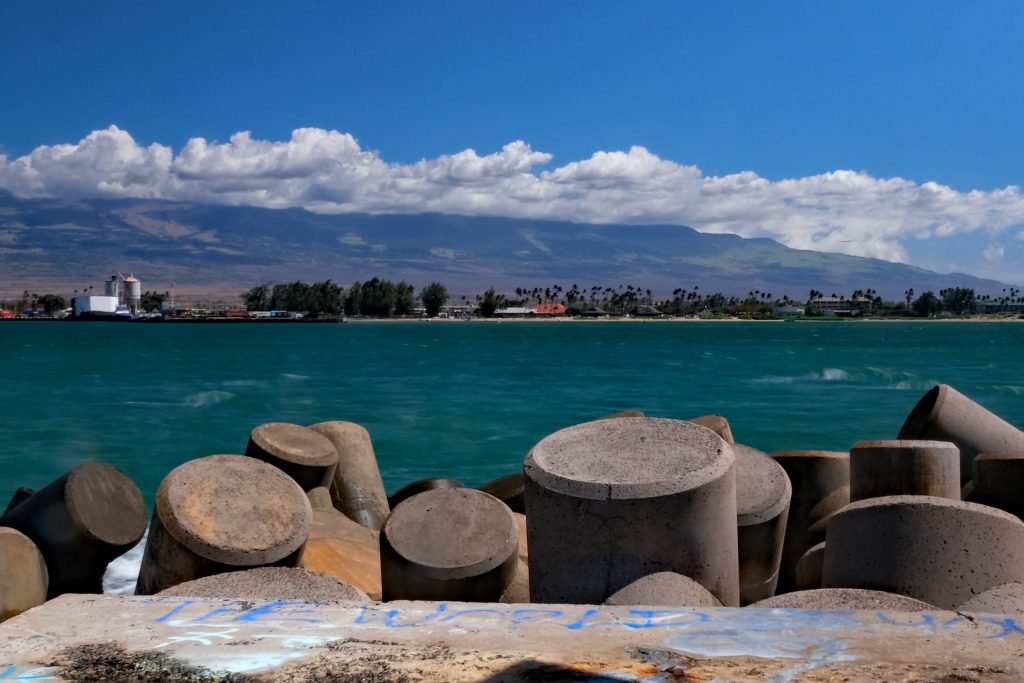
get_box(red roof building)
[535,303,567,316]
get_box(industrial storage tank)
[104,275,121,299]
[125,275,142,315]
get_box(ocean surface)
[2,319,1023,592]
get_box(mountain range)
[0,191,1015,300]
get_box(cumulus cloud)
[984,243,1005,262]
[3,125,1024,264]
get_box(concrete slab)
[1,595,1023,681]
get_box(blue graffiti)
[0,665,54,680]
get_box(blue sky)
[2,1,1023,281]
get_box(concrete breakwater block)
[309,421,390,530]
[478,473,526,514]
[770,449,848,595]
[380,488,519,602]
[796,541,825,590]
[388,477,464,508]
[135,454,312,595]
[971,452,1024,519]
[299,504,383,600]
[603,571,723,607]
[850,440,960,502]
[0,527,48,623]
[499,559,531,603]
[752,588,936,611]
[823,495,1024,610]
[3,486,34,515]
[735,444,791,605]
[805,486,850,546]
[245,422,339,491]
[957,582,1024,616]
[599,409,646,419]
[898,384,1024,486]
[157,567,369,602]
[524,417,739,606]
[687,414,735,443]
[0,461,146,598]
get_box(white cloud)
[984,242,1005,262]
[3,126,1024,264]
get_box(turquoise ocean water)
[3,320,1022,592]
[3,320,1023,512]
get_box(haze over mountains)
[0,192,1015,300]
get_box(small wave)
[994,385,1024,395]
[281,373,310,380]
[103,534,145,595]
[754,368,849,384]
[891,379,940,391]
[821,368,849,381]
[182,390,236,408]
[222,379,269,388]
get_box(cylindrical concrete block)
[388,477,463,509]
[0,461,146,598]
[525,417,739,606]
[752,588,936,612]
[380,488,518,602]
[822,495,1024,610]
[307,486,334,511]
[957,582,1024,616]
[3,486,34,515]
[898,384,1024,486]
[478,473,526,514]
[972,452,1024,519]
[770,450,848,595]
[604,572,723,608]
[135,455,312,595]
[309,421,390,530]
[0,528,48,623]
[735,444,791,605]
[500,559,531,604]
[245,422,339,491]
[299,506,382,600]
[850,440,960,502]
[687,414,735,443]
[796,541,825,590]
[805,486,850,547]
[158,567,369,602]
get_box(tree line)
[235,279,1024,319]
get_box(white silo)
[125,275,142,315]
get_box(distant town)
[2,273,1023,321]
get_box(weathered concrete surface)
[381,488,518,602]
[1,595,1023,681]
[823,495,1024,609]
[796,541,825,591]
[525,417,739,606]
[157,567,368,602]
[959,582,1024,616]
[771,449,849,595]
[604,572,723,608]
[387,477,464,508]
[971,452,1024,519]
[849,439,960,501]
[297,507,382,600]
[478,472,526,514]
[687,414,735,443]
[734,444,791,605]
[308,421,390,530]
[752,588,936,611]
[0,528,48,623]
[898,383,1024,486]
[135,455,313,595]
[0,461,147,598]
[246,422,339,492]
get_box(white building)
[73,296,119,317]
